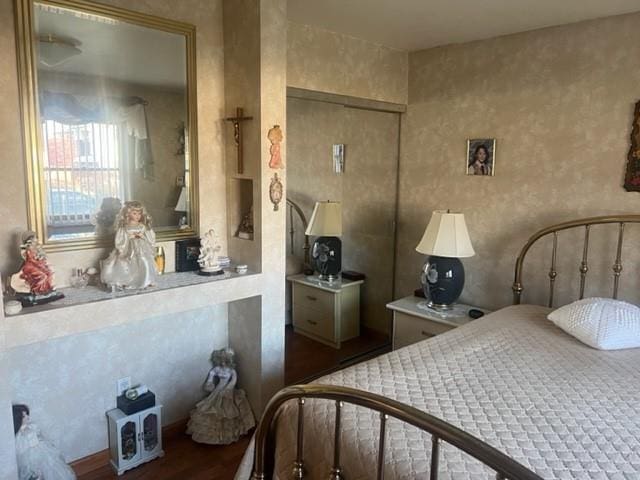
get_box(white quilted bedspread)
[238,305,640,479]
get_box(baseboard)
[70,418,188,476]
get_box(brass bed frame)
[251,215,640,480]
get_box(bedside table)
[288,274,364,349]
[386,296,490,350]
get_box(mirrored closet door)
[285,92,401,383]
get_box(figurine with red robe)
[10,232,64,306]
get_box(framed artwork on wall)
[624,100,640,191]
[466,138,496,176]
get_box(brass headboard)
[512,215,640,307]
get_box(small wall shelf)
[229,177,254,241]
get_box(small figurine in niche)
[100,201,157,290]
[236,206,254,240]
[197,228,224,275]
[267,125,283,169]
[10,232,64,306]
[12,404,76,480]
[186,348,254,444]
[93,197,122,237]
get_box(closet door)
[341,106,399,334]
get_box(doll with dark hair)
[12,404,76,480]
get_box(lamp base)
[425,301,454,311]
[312,236,342,280]
[318,274,339,282]
[420,255,465,309]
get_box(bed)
[241,215,640,480]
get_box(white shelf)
[3,270,262,349]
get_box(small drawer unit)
[289,274,364,349]
[106,405,164,475]
[387,296,490,350]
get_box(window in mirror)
[16,0,198,249]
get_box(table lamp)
[415,210,475,309]
[305,201,342,281]
[175,186,188,229]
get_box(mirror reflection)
[32,2,192,241]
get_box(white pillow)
[547,297,640,350]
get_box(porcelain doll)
[10,232,64,306]
[186,348,254,445]
[100,201,157,289]
[12,404,76,480]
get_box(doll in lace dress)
[100,201,157,290]
[12,404,76,480]
[187,348,255,445]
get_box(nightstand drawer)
[292,305,334,341]
[293,284,334,315]
[393,311,454,350]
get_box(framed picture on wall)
[466,138,496,176]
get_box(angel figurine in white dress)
[101,201,157,289]
[197,228,223,275]
[13,404,76,480]
[187,348,254,444]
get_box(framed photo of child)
[466,138,496,176]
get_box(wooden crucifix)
[225,107,253,174]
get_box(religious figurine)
[93,197,122,237]
[186,348,254,445]
[100,201,157,290]
[10,232,64,306]
[12,404,76,480]
[236,206,254,240]
[267,125,283,169]
[197,228,224,275]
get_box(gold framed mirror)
[15,0,198,251]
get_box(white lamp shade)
[416,210,475,258]
[305,201,342,236]
[175,186,188,212]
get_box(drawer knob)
[307,319,318,326]
[306,295,317,301]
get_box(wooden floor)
[78,327,388,480]
[79,433,250,480]
[285,325,390,385]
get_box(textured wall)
[287,97,399,333]
[287,22,408,104]
[0,0,229,467]
[0,0,227,285]
[7,305,227,462]
[397,13,640,310]
[0,291,17,480]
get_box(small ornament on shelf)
[9,231,64,306]
[186,348,254,445]
[236,206,254,240]
[197,229,224,276]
